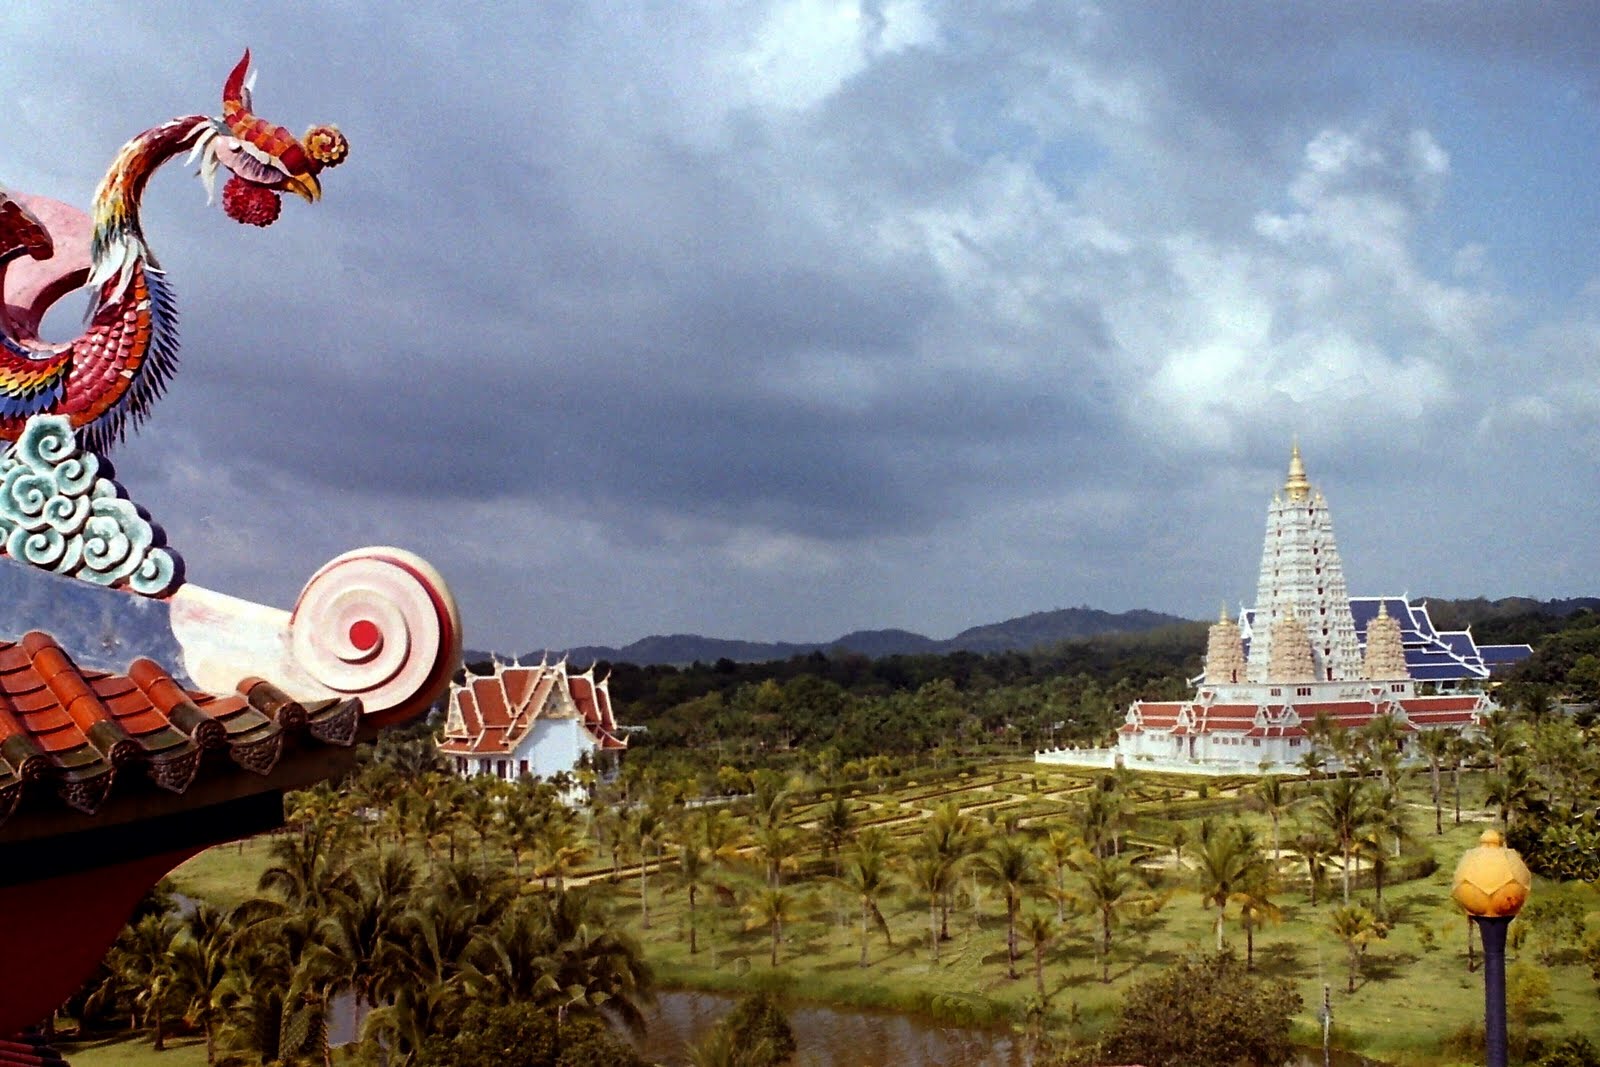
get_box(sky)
[3,2,1599,653]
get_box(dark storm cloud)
[4,3,1598,648]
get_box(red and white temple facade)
[1038,446,1507,774]
[440,658,627,786]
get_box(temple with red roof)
[441,658,626,786]
[1039,445,1523,774]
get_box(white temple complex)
[1037,445,1531,774]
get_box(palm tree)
[218,905,339,1067]
[463,785,502,871]
[1293,829,1335,906]
[836,831,894,967]
[1233,870,1282,971]
[1447,733,1477,825]
[167,905,240,1065]
[975,837,1044,980]
[633,806,665,928]
[1482,708,1523,772]
[1362,782,1409,908]
[530,813,590,892]
[916,801,979,942]
[1020,910,1057,1001]
[1077,787,1122,858]
[460,889,652,1034]
[257,831,351,911]
[1191,824,1266,952]
[1251,777,1294,862]
[1306,777,1377,904]
[107,912,179,1050]
[904,853,956,962]
[1072,851,1152,983]
[814,795,857,874]
[751,823,800,888]
[745,886,804,967]
[750,769,794,831]
[1043,828,1078,923]
[647,839,694,955]
[1417,729,1452,835]
[317,848,418,1040]
[1484,757,1539,832]
[1296,748,1327,781]
[1330,904,1387,992]
[528,888,654,1033]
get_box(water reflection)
[634,990,1030,1067]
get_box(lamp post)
[1450,829,1532,1067]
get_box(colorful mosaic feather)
[0,52,344,455]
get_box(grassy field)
[149,760,1600,1066]
[60,1035,208,1067]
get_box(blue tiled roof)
[1239,596,1492,683]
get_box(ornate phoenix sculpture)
[0,51,347,455]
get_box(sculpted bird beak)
[282,172,321,203]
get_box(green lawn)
[59,1035,207,1067]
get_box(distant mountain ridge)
[508,606,1195,667]
[458,595,1600,671]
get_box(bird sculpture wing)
[0,187,72,420]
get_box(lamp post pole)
[1474,915,1511,1067]
[1450,830,1531,1067]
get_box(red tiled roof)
[443,661,629,757]
[0,1032,67,1066]
[0,631,360,825]
[1400,696,1483,714]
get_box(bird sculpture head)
[198,50,349,227]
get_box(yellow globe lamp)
[1450,829,1532,918]
[1450,829,1531,1067]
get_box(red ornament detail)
[222,176,281,227]
[349,619,381,652]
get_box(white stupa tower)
[1246,444,1363,683]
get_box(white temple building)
[439,658,627,783]
[1037,445,1530,774]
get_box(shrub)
[713,991,796,1067]
[1091,950,1300,1067]
[1541,1035,1600,1067]
[416,1003,646,1067]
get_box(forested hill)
[521,606,1193,666]
[1418,595,1600,644]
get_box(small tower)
[1266,609,1317,682]
[1204,603,1246,684]
[1363,601,1410,680]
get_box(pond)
[632,991,1392,1067]
[633,990,1031,1066]
[334,988,1390,1066]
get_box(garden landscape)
[49,606,1600,1067]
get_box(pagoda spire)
[1247,442,1363,683]
[1284,440,1311,501]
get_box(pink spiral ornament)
[288,548,461,726]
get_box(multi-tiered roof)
[441,658,627,761]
